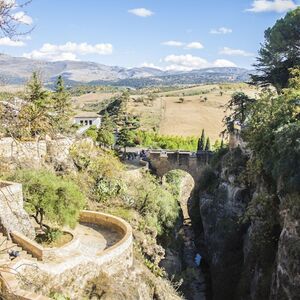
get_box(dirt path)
[179,175,206,300]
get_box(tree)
[213,140,221,151]
[117,115,140,151]
[51,75,73,133]
[223,92,255,133]
[251,7,300,92]
[97,112,115,148]
[205,137,211,151]
[197,129,205,151]
[18,72,51,138]
[244,68,300,193]
[0,0,33,38]
[8,169,86,231]
[114,91,140,151]
[220,139,224,149]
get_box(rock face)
[198,148,300,300]
[0,181,35,239]
[270,195,300,300]
[199,149,250,299]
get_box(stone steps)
[0,232,37,263]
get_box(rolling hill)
[0,53,251,87]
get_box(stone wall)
[0,181,35,239]
[0,137,47,169]
[3,210,133,300]
[45,137,75,167]
[0,137,75,170]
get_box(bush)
[6,169,86,229]
[131,171,180,235]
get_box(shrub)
[6,169,86,230]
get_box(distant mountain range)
[0,54,252,87]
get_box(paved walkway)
[41,222,122,263]
[74,222,121,256]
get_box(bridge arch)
[148,150,212,190]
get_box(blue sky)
[1,0,299,70]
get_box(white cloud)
[186,42,204,49]
[219,47,254,57]
[0,37,25,47]
[162,40,184,47]
[213,59,237,68]
[24,50,78,61]
[23,42,113,61]
[162,41,204,49]
[141,62,163,70]
[246,0,298,13]
[128,8,154,17]
[164,54,236,71]
[210,27,233,34]
[165,54,210,70]
[13,11,33,25]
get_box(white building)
[73,112,102,129]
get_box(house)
[73,112,102,129]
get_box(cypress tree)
[220,139,224,149]
[197,129,205,151]
[205,137,211,151]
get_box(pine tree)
[18,72,51,138]
[205,137,211,151]
[197,129,205,151]
[97,112,115,148]
[114,91,140,151]
[52,75,73,133]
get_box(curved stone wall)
[1,210,133,300]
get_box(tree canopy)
[7,169,86,230]
[244,68,300,193]
[251,7,300,92]
[223,92,255,133]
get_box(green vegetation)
[133,130,198,150]
[69,141,181,237]
[5,169,85,240]
[68,85,119,97]
[197,129,205,151]
[0,73,74,140]
[251,7,300,91]
[97,112,115,148]
[222,92,255,133]
[244,68,300,193]
[51,75,73,133]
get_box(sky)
[0,0,299,70]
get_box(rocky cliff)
[197,147,300,300]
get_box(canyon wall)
[197,147,300,300]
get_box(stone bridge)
[148,150,213,188]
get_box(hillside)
[73,83,258,143]
[0,54,251,87]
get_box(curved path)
[1,211,133,300]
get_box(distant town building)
[73,112,102,129]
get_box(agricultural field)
[129,83,259,142]
[1,82,259,143]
